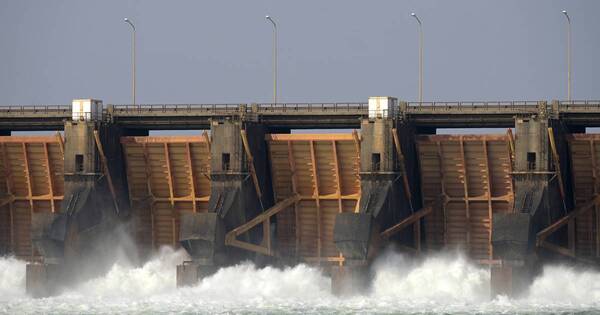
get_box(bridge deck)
[416,134,514,260]
[266,134,360,263]
[0,136,64,259]
[2,101,600,130]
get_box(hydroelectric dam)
[1,98,600,297]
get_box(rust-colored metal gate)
[266,134,360,263]
[416,135,514,260]
[121,136,211,252]
[0,136,64,259]
[568,134,600,259]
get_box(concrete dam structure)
[1,97,600,297]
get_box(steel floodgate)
[2,99,600,300]
[3,1,600,312]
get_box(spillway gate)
[1,97,600,297]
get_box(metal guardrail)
[558,100,600,112]
[256,102,367,113]
[0,105,70,113]
[107,103,369,119]
[111,103,242,113]
[111,103,368,114]
[2,101,600,119]
[406,101,541,113]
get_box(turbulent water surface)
[1,247,599,314]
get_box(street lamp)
[411,13,423,103]
[266,15,278,104]
[124,17,136,107]
[561,10,571,101]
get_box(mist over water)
[370,250,490,307]
[0,256,26,301]
[1,247,600,314]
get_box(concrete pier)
[333,98,425,293]
[491,103,570,296]
[176,119,274,286]
[26,101,139,297]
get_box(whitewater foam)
[370,249,490,303]
[524,265,600,308]
[1,247,600,314]
[0,256,26,301]
[73,246,189,299]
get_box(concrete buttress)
[26,116,137,297]
[177,118,274,286]
[491,102,564,297]
[333,98,418,295]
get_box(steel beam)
[482,139,493,259]
[287,140,300,257]
[163,143,176,246]
[380,207,432,239]
[93,131,120,215]
[185,143,197,212]
[309,140,322,261]
[225,194,300,256]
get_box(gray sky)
[1,0,599,106]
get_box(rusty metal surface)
[0,136,64,260]
[416,135,514,260]
[266,134,360,263]
[567,134,600,259]
[120,136,211,252]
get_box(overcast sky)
[1,1,598,106]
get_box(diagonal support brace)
[93,130,120,215]
[380,206,432,240]
[225,194,300,256]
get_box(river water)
[1,247,599,314]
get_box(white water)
[1,247,599,314]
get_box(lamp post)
[562,10,571,101]
[266,15,278,104]
[411,12,423,103]
[124,18,136,106]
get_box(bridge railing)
[109,103,242,114]
[558,100,600,112]
[3,101,600,122]
[405,101,541,114]
[255,102,368,113]
[0,105,71,115]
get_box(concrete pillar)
[27,100,135,297]
[491,102,563,296]
[177,118,274,287]
[333,97,411,294]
